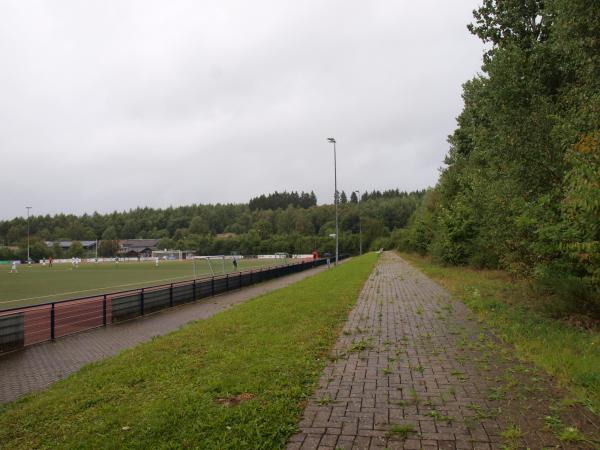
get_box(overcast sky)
[0,1,483,220]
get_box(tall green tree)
[401,0,600,315]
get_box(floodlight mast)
[26,206,32,263]
[353,190,362,255]
[327,138,339,265]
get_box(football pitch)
[0,258,290,310]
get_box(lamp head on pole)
[327,137,336,144]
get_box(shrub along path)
[0,263,332,405]
[289,252,599,449]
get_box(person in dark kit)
[232,258,238,270]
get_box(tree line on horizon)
[0,189,425,260]
[246,189,413,211]
[397,0,599,317]
[248,191,317,211]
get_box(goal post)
[151,250,183,260]
[274,252,289,264]
[191,256,221,277]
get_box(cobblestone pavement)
[289,252,599,450]
[0,265,329,405]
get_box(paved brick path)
[0,265,329,405]
[289,252,599,449]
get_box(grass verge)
[399,252,600,415]
[0,253,377,449]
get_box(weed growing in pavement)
[386,424,416,439]
[558,426,587,443]
[348,338,373,353]
[450,370,468,381]
[466,402,499,420]
[425,409,453,424]
[413,365,425,374]
[501,424,522,440]
[543,415,563,430]
[500,424,523,449]
[487,386,506,401]
[543,416,596,446]
[409,388,421,405]
[316,394,334,406]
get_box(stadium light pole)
[353,190,362,255]
[327,138,339,265]
[26,206,32,263]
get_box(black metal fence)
[0,257,347,355]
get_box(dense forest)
[398,0,600,316]
[0,190,425,260]
[249,191,317,211]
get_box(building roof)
[45,240,97,248]
[119,239,159,248]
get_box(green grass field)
[0,253,376,449]
[0,258,292,310]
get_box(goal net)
[152,250,183,260]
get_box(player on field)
[155,256,159,268]
[10,261,18,273]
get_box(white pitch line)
[0,274,205,305]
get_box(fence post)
[169,284,174,307]
[140,288,145,316]
[193,279,196,300]
[103,295,107,326]
[226,273,229,291]
[239,271,242,288]
[50,303,55,341]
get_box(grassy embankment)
[0,253,377,449]
[399,252,600,415]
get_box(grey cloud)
[0,0,483,219]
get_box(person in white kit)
[155,257,159,268]
[10,261,18,273]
